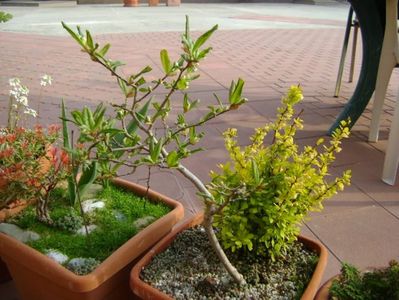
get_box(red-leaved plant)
[0,125,70,224]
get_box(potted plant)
[0,75,58,283]
[315,261,399,300]
[130,86,352,299]
[0,18,245,300]
[0,79,184,300]
[123,0,139,7]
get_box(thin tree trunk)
[36,197,52,225]
[177,164,246,285]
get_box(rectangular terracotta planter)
[167,0,180,6]
[0,178,184,300]
[130,213,328,300]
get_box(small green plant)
[66,258,100,275]
[0,11,12,23]
[53,208,83,232]
[207,86,351,261]
[330,261,399,300]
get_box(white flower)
[17,96,28,106]
[40,74,52,87]
[8,78,20,87]
[9,90,18,97]
[24,108,37,118]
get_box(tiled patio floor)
[1,2,399,299]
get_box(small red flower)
[48,124,61,135]
[60,150,70,166]
[0,147,14,158]
[26,178,40,188]
[6,134,16,143]
[15,127,26,135]
[34,125,43,137]
[48,145,57,158]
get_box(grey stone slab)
[306,206,399,269]
[308,184,376,217]
[300,225,342,283]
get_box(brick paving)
[1,3,399,298]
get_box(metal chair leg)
[334,7,354,98]
[349,16,359,83]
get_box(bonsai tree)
[206,86,351,284]
[62,19,351,286]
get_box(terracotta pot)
[166,0,180,6]
[314,275,339,300]
[0,178,184,300]
[130,213,328,300]
[148,0,159,6]
[0,257,11,283]
[124,0,139,7]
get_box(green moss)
[11,184,171,263]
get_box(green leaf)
[176,78,188,90]
[229,78,245,105]
[93,104,106,129]
[193,24,218,51]
[86,30,94,49]
[62,22,85,48]
[183,94,190,113]
[71,111,83,125]
[197,47,213,60]
[136,77,146,87]
[97,43,111,57]
[160,49,172,74]
[61,100,71,149]
[252,160,260,184]
[77,161,98,199]
[118,78,128,96]
[149,137,163,163]
[131,66,153,81]
[61,100,78,205]
[101,128,122,135]
[189,127,198,144]
[166,151,179,167]
[86,107,95,129]
[112,99,151,158]
[109,60,125,71]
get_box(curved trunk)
[203,204,246,285]
[36,197,52,225]
[177,164,246,285]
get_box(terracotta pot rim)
[314,275,340,300]
[130,213,328,300]
[0,178,184,293]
